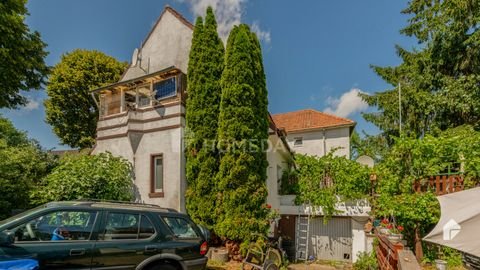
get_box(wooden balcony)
[414,174,464,196]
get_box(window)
[293,137,303,146]
[161,216,200,239]
[277,165,283,194]
[153,77,176,100]
[139,215,155,239]
[101,213,155,241]
[150,154,164,196]
[9,210,97,242]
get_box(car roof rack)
[73,199,178,212]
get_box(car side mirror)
[0,231,14,246]
[198,225,211,242]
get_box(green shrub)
[423,244,463,268]
[31,152,134,204]
[353,251,378,270]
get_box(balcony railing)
[414,174,464,196]
[98,76,178,118]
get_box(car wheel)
[147,262,178,270]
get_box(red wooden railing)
[414,174,464,196]
[375,231,404,270]
[375,230,421,270]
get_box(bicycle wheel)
[264,260,279,270]
[246,242,264,264]
[266,248,282,266]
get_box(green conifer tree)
[185,7,224,229]
[215,24,270,241]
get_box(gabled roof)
[119,6,193,82]
[142,6,193,45]
[272,109,355,133]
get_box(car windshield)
[0,204,47,227]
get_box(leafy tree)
[361,0,480,139]
[0,116,57,219]
[373,126,480,259]
[350,130,389,161]
[31,152,133,204]
[45,49,127,149]
[360,3,480,258]
[185,7,224,229]
[0,0,49,108]
[215,24,270,241]
[294,153,371,221]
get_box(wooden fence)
[414,174,464,196]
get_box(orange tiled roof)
[272,109,355,133]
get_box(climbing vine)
[294,152,371,220]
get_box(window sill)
[149,192,164,198]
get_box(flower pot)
[378,228,389,235]
[435,259,447,270]
[387,233,403,243]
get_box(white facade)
[121,8,193,81]
[93,102,187,211]
[266,132,292,211]
[92,7,192,212]
[286,126,352,158]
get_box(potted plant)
[387,224,404,243]
[378,218,390,235]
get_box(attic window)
[154,77,177,100]
[294,137,303,146]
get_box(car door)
[0,209,99,269]
[159,215,205,260]
[90,210,157,270]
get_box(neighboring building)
[271,110,368,263]
[272,109,355,157]
[91,6,368,263]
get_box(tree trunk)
[414,224,423,262]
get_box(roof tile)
[272,109,355,133]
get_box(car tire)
[147,262,178,270]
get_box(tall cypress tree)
[215,24,270,241]
[185,7,224,229]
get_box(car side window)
[9,210,97,242]
[161,216,199,239]
[139,215,155,239]
[102,213,155,240]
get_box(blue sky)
[2,0,417,150]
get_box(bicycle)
[241,233,285,270]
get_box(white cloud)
[324,88,368,118]
[251,21,271,44]
[24,98,40,111]
[179,0,271,43]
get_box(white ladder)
[295,205,311,262]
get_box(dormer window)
[294,137,303,146]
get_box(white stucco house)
[270,109,370,262]
[91,6,369,263]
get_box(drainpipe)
[323,129,327,156]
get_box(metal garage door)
[303,217,352,261]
